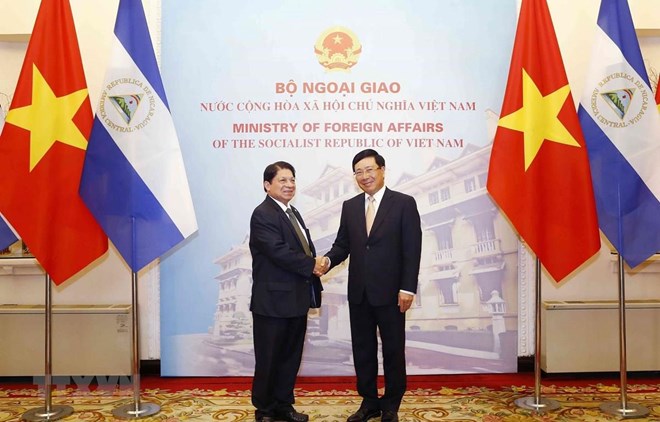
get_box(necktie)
[366,196,375,235]
[286,208,312,256]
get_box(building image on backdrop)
[202,131,519,376]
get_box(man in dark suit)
[325,149,422,422]
[249,161,326,422]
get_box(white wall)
[0,0,658,361]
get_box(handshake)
[313,256,330,277]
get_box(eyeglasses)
[353,166,381,178]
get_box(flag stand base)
[514,397,560,413]
[22,275,74,421]
[597,256,650,419]
[112,402,160,419]
[112,267,160,420]
[600,402,649,419]
[22,405,73,421]
[514,257,560,414]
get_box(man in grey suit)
[249,161,326,422]
[325,149,422,422]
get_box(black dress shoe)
[381,410,399,422]
[346,408,381,422]
[255,417,275,422]
[275,409,309,422]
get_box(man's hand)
[313,256,330,276]
[398,292,414,313]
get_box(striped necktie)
[286,208,312,256]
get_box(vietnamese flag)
[0,0,107,284]
[487,0,600,282]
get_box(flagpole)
[113,218,160,419]
[22,274,73,421]
[514,257,559,413]
[599,255,649,418]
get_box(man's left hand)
[398,292,414,313]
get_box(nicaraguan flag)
[0,206,17,252]
[0,110,18,250]
[0,216,17,251]
[578,0,660,268]
[80,0,197,272]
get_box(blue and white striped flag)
[0,213,18,252]
[0,108,18,250]
[578,0,660,268]
[80,0,197,272]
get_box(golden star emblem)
[5,64,89,171]
[498,68,580,171]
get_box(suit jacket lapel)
[266,196,302,248]
[369,188,393,236]
[354,193,368,239]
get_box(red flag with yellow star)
[0,0,107,284]
[487,0,600,282]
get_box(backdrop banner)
[160,0,519,376]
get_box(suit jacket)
[249,195,323,318]
[326,188,422,306]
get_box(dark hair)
[352,149,385,171]
[263,161,296,192]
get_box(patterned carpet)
[2,381,660,421]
